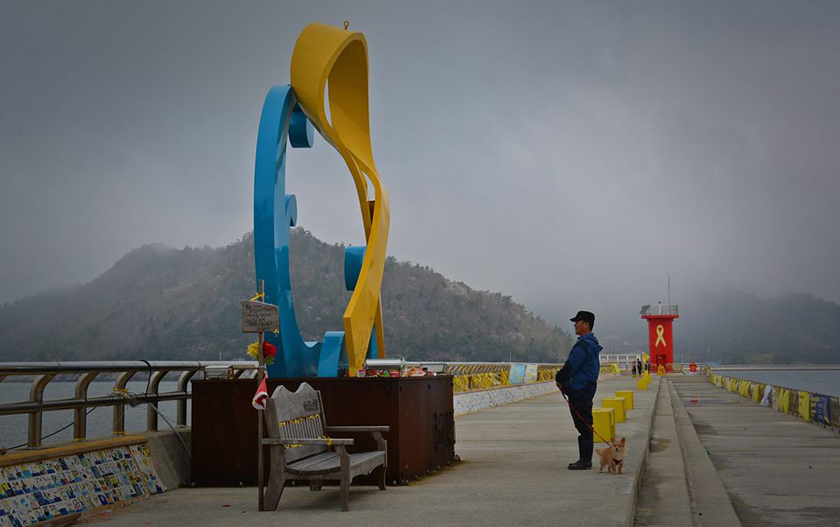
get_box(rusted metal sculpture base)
[191,376,455,486]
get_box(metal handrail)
[0,361,258,448]
[0,359,572,449]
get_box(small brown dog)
[595,437,626,474]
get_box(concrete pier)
[90,376,658,527]
[83,373,840,526]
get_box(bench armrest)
[325,426,390,433]
[262,437,354,446]
[325,426,388,453]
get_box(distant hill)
[539,288,840,365]
[675,288,840,364]
[0,229,574,363]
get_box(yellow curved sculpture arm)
[291,23,389,375]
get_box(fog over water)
[2,1,840,337]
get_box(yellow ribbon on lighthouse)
[655,324,667,347]
[290,23,389,375]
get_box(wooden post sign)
[241,300,279,333]
[243,281,276,511]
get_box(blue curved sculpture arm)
[254,85,328,378]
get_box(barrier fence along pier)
[709,371,840,429]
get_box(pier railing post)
[112,371,136,436]
[176,369,198,426]
[146,370,169,431]
[28,374,55,448]
[73,372,99,442]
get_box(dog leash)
[562,392,613,444]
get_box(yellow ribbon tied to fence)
[778,389,791,413]
[453,376,469,393]
[752,383,764,403]
[474,373,501,390]
[798,391,811,421]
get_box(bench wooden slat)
[290,452,340,473]
[288,451,385,475]
[287,451,336,471]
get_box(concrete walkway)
[671,376,840,527]
[89,376,659,527]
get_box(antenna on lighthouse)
[667,273,671,307]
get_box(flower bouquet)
[247,341,278,365]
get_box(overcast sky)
[2,1,839,334]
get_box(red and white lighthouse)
[640,304,679,371]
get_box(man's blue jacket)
[556,333,603,393]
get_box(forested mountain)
[0,229,573,363]
[3,228,836,365]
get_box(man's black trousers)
[567,384,596,462]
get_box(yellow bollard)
[616,390,634,411]
[637,377,647,390]
[592,408,615,443]
[602,397,627,423]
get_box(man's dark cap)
[570,310,595,326]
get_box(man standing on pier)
[556,310,603,470]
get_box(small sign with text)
[241,300,279,333]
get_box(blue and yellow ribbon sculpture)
[254,23,389,378]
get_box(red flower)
[262,342,277,358]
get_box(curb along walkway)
[634,380,694,526]
[635,378,742,527]
[93,376,658,527]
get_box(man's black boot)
[579,435,594,462]
[567,460,592,470]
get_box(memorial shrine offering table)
[191,376,455,487]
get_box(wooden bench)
[261,382,388,511]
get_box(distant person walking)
[556,310,603,470]
[637,359,643,376]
